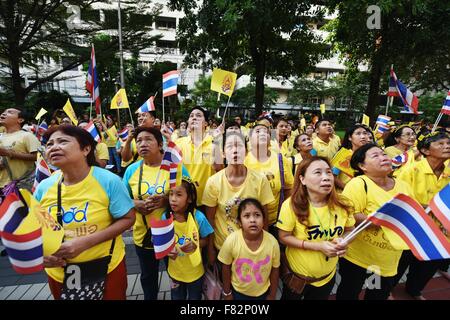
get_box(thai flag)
[428,183,450,232]
[84,121,101,142]
[368,193,450,261]
[137,96,155,113]
[0,193,44,274]
[31,158,51,193]
[388,68,419,114]
[391,152,408,169]
[376,115,391,126]
[86,46,101,115]
[118,128,129,141]
[162,70,179,97]
[36,121,48,142]
[160,141,182,189]
[441,91,450,115]
[149,214,175,259]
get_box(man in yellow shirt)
[96,116,120,173]
[313,120,340,161]
[0,107,40,193]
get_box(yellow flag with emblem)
[211,68,237,97]
[331,147,354,178]
[62,99,78,125]
[362,114,370,126]
[35,108,47,120]
[111,88,130,109]
[300,118,306,130]
[320,104,326,114]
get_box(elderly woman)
[122,127,187,300]
[34,125,135,300]
[244,122,294,232]
[392,130,450,300]
[384,125,420,175]
[335,143,414,300]
[292,133,315,172]
[277,157,355,300]
[202,132,274,266]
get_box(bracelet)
[301,240,305,250]
[222,289,232,296]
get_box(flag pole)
[221,95,232,124]
[385,64,394,115]
[127,105,134,127]
[343,218,373,243]
[89,100,93,121]
[162,95,165,124]
[431,112,443,133]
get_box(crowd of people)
[0,105,449,301]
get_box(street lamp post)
[117,0,125,88]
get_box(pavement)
[1,232,449,300]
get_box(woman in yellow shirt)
[277,157,355,300]
[331,125,370,190]
[384,125,420,175]
[336,143,413,300]
[393,130,450,299]
[292,133,314,172]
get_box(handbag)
[56,178,115,300]
[202,264,223,300]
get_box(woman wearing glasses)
[384,125,420,175]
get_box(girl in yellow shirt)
[219,198,280,300]
[277,157,355,300]
[384,125,420,175]
[336,143,413,300]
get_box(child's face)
[169,186,190,213]
[239,204,264,235]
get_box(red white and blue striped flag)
[31,158,51,193]
[391,152,408,169]
[86,45,101,115]
[375,115,391,133]
[136,96,156,113]
[387,68,419,114]
[0,193,44,274]
[162,71,179,97]
[36,121,48,142]
[428,183,450,232]
[149,214,175,259]
[160,141,182,189]
[368,193,450,261]
[84,121,101,142]
[118,128,129,141]
[441,91,450,115]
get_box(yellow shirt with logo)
[202,168,275,250]
[122,160,184,247]
[175,135,216,206]
[166,210,214,283]
[276,199,355,287]
[218,229,280,297]
[313,136,340,161]
[0,130,41,187]
[244,152,294,225]
[33,167,134,283]
[342,176,413,276]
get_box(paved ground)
[1,233,449,300]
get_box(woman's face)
[276,121,289,137]
[349,127,369,150]
[296,134,313,153]
[359,147,392,175]
[300,160,334,197]
[250,125,270,149]
[396,127,416,148]
[136,131,161,157]
[179,122,187,130]
[224,135,246,165]
[46,131,90,168]
[305,125,314,136]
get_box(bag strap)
[137,160,149,230]
[278,153,285,213]
[2,156,14,182]
[57,176,115,257]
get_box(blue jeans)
[170,276,203,300]
[135,245,160,300]
[232,288,268,300]
[108,147,121,173]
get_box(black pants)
[439,259,450,272]
[393,250,443,297]
[135,245,160,300]
[281,274,336,300]
[336,258,395,300]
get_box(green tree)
[169,0,328,116]
[231,84,279,110]
[0,0,161,107]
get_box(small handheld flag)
[391,152,408,169]
[376,115,391,133]
[111,89,129,109]
[441,91,450,116]
[388,68,419,114]
[362,114,370,126]
[62,99,78,126]
[149,214,175,259]
[84,121,101,142]
[35,108,47,121]
[136,96,155,113]
[118,128,129,141]
[210,68,237,97]
[160,141,183,189]
[428,183,450,232]
[320,104,326,115]
[162,71,179,97]
[32,158,51,193]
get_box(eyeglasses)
[401,132,416,138]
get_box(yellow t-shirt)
[218,229,280,297]
[202,168,275,249]
[104,126,118,148]
[95,142,110,161]
[122,160,182,247]
[175,135,216,206]
[33,167,134,283]
[384,146,417,176]
[121,139,139,168]
[244,152,294,225]
[276,199,355,287]
[341,175,413,276]
[167,210,214,283]
[0,130,41,187]
[313,136,340,161]
[331,148,355,186]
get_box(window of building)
[61,57,79,71]
[155,16,176,29]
